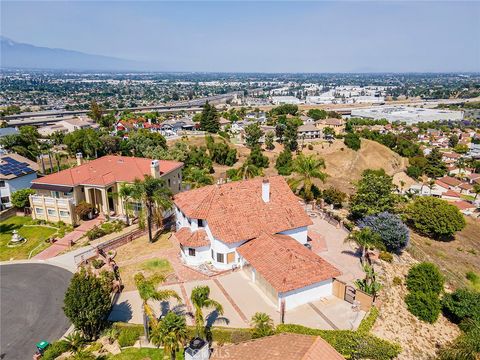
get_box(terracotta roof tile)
[438,176,462,187]
[173,227,210,248]
[210,333,344,360]
[174,176,313,244]
[32,155,182,187]
[238,233,341,293]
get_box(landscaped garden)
[0,216,70,261]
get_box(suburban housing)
[29,154,183,225]
[0,153,39,210]
[173,176,341,310]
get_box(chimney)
[150,160,160,178]
[262,179,270,203]
[76,152,83,166]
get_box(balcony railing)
[30,195,74,208]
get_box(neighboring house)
[172,176,341,310]
[315,118,345,135]
[442,189,462,201]
[408,182,444,197]
[451,200,477,216]
[0,153,39,210]
[30,154,183,225]
[38,117,99,136]
[299,115,315,124]
[209,333,345,360]
[437,176,462,192]
[218,117,231,131]
[159,118,196,136]
[297,124,321,139]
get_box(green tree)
[289,154,327,201]
[449,134,459,148]
[322,187,347,208]
[246,146,269,169]
[190,286,224,338]
[275,148,293,176]
[344,132,361,151]
[118,183,135,226]
[200,101,220,133]
[63,269,111,340]
[10,188,35,209]
[442,288,480,324]
[122,129,167,158]
[251,312,274,339]
[64,128,102,158]
[405,197,466,239]
[183,166,214,188]
[150,312,187,360]
[284,118,301,151]
[323,126,335,137]
[0,126,41,160]
[406,262,444,295]
[307,108,328,120]
[132,175,172,243]
[347,227,382,261]
[473,184,480,200]
[265,131,275,150]
[405,290,441,324]
[425,148,447,178]
[244,122,264,149]
[87,100,104,123]
[349,169,398,220]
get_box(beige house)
[315,118,346,135]
[30,154,183,225]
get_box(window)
[47,208,56,216]
[1,196,10,204]
[0,181,5,188]
[216,253,224,263]
[211,249,215,260]
[168,179,171,187]
[63,192,72,197]
[59,210,70,218]
[51,191,60,198]
[198,219,204,227]
[189,248,196,256]
[35,207,44,214]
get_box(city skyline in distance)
[1,1,479,73]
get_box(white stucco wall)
[279,279,333,310]
[278,226,308,245]
[181,245,210,266]
[0,173,37,208]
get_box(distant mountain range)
[0,36,146,71]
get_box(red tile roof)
[451,200,476,211]
[238,233,341,293]
[174,176,312,244]
[438,176,462,187]
[210,333,344,360]
[443,190,462,198]
[173,227,210,248]
[32,155,182,187]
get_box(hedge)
[357,306,379,335]
[113,323,144,347]
[42,340,70,360]
[276,324,401,360]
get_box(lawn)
[115,232,173,263]
[108,347,165,360]
[119,257,174,291]
[0,216,58,261]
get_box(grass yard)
[115,232,173,263]
[119,257,174,291]
[108,347,166,360]
[0,216,58,261]
[408,217,480,289]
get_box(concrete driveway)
[0,263,72,360]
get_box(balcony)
[30,195,74,208]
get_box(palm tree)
[64,331,86,354]
[132,175,172,243]
[150,311,187,360]
[134,273,181,336]
[473,184,480,200]
[183,167,214,189]
[346,227,382,262]
[118,183,135,225]
[354,263,382,297]
[190,286,224,338]
[289,154,327,201]
[251,312,274,339]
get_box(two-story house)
[0,153,39,210]
[30,154,183,225]
[172,176,341,310]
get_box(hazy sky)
[2,1,479,72]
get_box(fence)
[332,278,373,312]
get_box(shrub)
[276,324,401,360]
[275,148,293,175]
[91,259,104,269]
[359,212,409,253]
[344,132,361,151]
[405,291,441,323]
[393,277,403,286]
[442,288,480,324]
[117,325,143,347]
[357,307,379,335]
[322,187,347,208]
[86,225,107,240]
[406,262,444,295]
[42,340,70,360]
[379,251,393,263]
[308,144,314,150]
[405,197,466,239]
[11,188,36,208]
[75,202,94,220]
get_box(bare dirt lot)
[408,217,480,289]
[170,136,407,194]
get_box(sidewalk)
[33,217,103,260]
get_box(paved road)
[0,264,72,360]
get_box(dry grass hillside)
[169,135,408,194]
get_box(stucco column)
[101,188,109,215]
